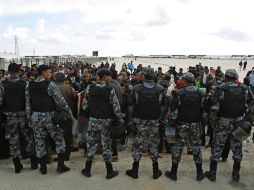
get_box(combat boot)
[126,161,139,179]
[105,163,119,179]
[30,155,38,170]
[39,156,47,175]
[81,160,92,177]
[196,163,205,181]
[205,161,217,182]
[13,157,23,174]
[152,161,162,179]
[57,153,70,174]
[165,163,178,181]
[232,161,241,183]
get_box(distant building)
[93,51,99,57]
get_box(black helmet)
[232,120,252,142]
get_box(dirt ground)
[0,137,254,190]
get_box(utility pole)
[14,35,19,58]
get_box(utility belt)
[219,116,244,124]
[176,121,201,125]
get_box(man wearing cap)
[126,67,164,179]
[0,63,37,173]
[81,68,123,179]
[26,65,72,175]
[165,72,206,182]
[205,69,248,183]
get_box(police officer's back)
[166,72,205,182]
[205,69,248,183]
[0,63,36,173]
[27,65,72,175]
[126,67,164,180]
[82,68,122,179]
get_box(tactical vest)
[29,80,56,112]
[135,84,161,120]
[177,88,202,123]
[2,79,26,112]
[220,84,246,118]
[88,85,115,119]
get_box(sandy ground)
[0,137,254,190]
[109,57,254,81]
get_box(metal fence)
[0,56,108,70]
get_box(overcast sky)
[0,0,253,56]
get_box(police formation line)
[0,63,253,183]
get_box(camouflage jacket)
[26,76,72,119]
[82,81,122,121]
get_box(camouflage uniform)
[83,82,122,163]
[131,79,164,162]
[0,77,35,158]
[210,82,248,163]
[26,76,72,158]
[165,72,206,181]
[170,85,205,164]
[86,118,113,163]
[206,69,248,182]
[126,67,164,180]
[132,119,160,162]
[172,123,202,163]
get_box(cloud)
[38,32,70,44]
[211,27,252,42]
[1,0,254,56]
[128,32,146,41]
[95,33,113,40]
[0,0,88,15]
[36,18,46,34]
[145,7,170,27]
[125,9,132,14]
[178,0,190,3]
[3,26,29,39]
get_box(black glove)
[53,110,71,125]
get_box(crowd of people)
[0,59,254,183]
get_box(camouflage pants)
[5,115,35,158]
[31,112,65,158]
[86,118,112,163]
[172,123,202,164]
[211,118,242,162]
[132,122,159,162]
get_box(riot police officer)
[165,72,205,181]
[81,69,123,179]
[26,65,72,175]
[205,69,248,183]
[0,63,36,173]
[126,67,164,179]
